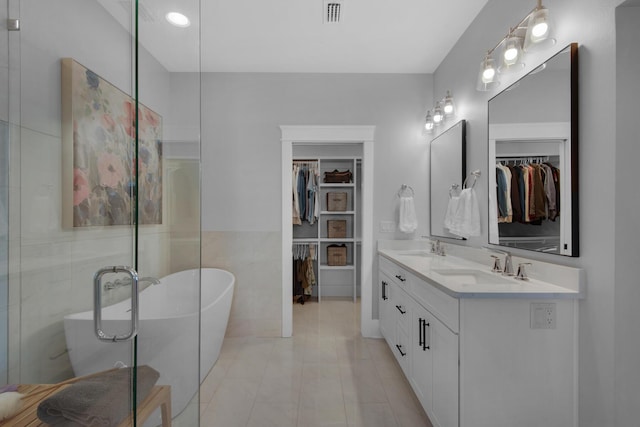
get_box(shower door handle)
[94,266,139,342]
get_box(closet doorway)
[281,126,376,338]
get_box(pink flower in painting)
[119,100,136,138]
[101,114,116,132]
[97,152,126,188]
[73,168,90,206]
[143,108,159,128]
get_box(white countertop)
[378,243,584,299]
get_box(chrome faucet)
[486,248,514,276]
[503,253,514,276]
[430,239,446,256]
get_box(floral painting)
[61,58,162,228]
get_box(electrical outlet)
[379,221,396,233]
[530,302,556,329]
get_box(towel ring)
[462,170,481,190]
[397,184,414,198]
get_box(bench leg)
[160,399,172,427]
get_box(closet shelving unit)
[293,157,361,302]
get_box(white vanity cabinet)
[378,252,579,427]
[411,301,459,427]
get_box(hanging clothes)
[292,164,302,225]
[292,162,319,226]
[496,159,561,225]
[292,243,317,304]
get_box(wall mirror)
[430,119,466,239]
[488,43,578,256]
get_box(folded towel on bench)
[37,365,159,427]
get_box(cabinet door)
[410,302,434,414]
[431,317,459,427]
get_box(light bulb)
[477,54,500,91]
[531,21,548,38]
[443,91,455,116]
[502,35,523,68]
[433,105,443,124]
[504,47,518,62]
[425,112,434,131]
[482,66,496,83]
[444,103,453,115]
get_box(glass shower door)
[3,0,202,426]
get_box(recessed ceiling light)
[166,12,190,28]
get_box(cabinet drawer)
[411,279,459,333]
[379,256,410,288]
[394,324,411,376]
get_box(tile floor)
[198,298,433,427]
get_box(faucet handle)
[515,262,532,281]
[490,255,503,273]
[437,242,446,256]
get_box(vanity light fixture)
[166,12,191,28]
[433,102,444,124]
[443,91,455,116]
[425,112,434,131]
[477,53,498,91]
[476,0,555,92]
[424,92,455,133]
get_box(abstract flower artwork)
[61,58,162,227]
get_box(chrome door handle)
[94,266,139,342]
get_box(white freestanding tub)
[63,268,235,419]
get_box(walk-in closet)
[291,155,362,303]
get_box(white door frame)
[281,125,376,337]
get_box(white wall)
[614,4,640,425]
[431,0,626,425]
[196,72,432,334]
[201,72,432,234]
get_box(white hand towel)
[448,188,480,238]
[399,196,418,233]
[444,195,460,231]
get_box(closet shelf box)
[327,220,347,238]
[327,192,348,211]
[327,245,347,266]
[324,169,352,183]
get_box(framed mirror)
[488,43,578,256]
[430,119,466,239]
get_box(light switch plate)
[530,302,556,329]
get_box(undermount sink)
[396,250,433,257]
[432,269,515,285]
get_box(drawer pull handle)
[382,281,388,300]
[422,319,431,351]
[395,274,406,282]
[395,305,406,314]
[418,317,424,347]
[395,344,407,357]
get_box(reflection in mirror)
[430,120,466,239]
[488,43,578,256]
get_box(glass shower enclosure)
[1,0,202,425]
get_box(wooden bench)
[6,377,171,427]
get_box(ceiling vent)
[323,0,344,24]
